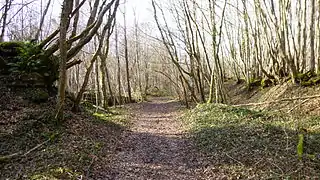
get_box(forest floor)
[1,81,320,179]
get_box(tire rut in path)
[112,97,202,180]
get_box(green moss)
[301,81,313,87]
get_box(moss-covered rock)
[248,77,275,90]
[0,41,59,90]
[0,41,25,59]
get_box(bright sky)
[49,0,154,28]
[125,0,153,25]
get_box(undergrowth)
[184,104,320,179]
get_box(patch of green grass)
[81,101,130,127]
[30,167,82,180]
[184,104,320,178]
[93,108,130,127]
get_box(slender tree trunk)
[301,0,307,72]
[95,59,101,108]
[100,59,108,108]
[179,75,189,108]
[309,0,316,73]
[73,52,99,112]
[100,22,116,108]
[105,67,115,106]
[35,0,51,40]
[317,0,320,71]
[123,7,132,103]
[115,24,122,106]
[72,21,115,111]
[0,0,12,42]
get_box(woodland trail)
[110,97,203,180]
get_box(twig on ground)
[225,153,244,166]
[287,99,308,113]
[0,138,52,162]
[86,155,97,178]
[23,139,51,156]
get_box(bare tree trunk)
[123,6,132,103]
[95,59,101,108]
[105,67,115,105]
[73,51,99,112]
[43,0,119,61]
[134,11,143,100]
[309,0,316,73]
[318,0,320,71]
[115,24,122,106]
[301,0,307,72]
[151,0,197,104]
[55,0,74,120]
[100,60,108,108]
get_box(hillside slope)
[0,84,128,179]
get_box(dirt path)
[111,97,202,180]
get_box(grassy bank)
[184,104,320,179]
